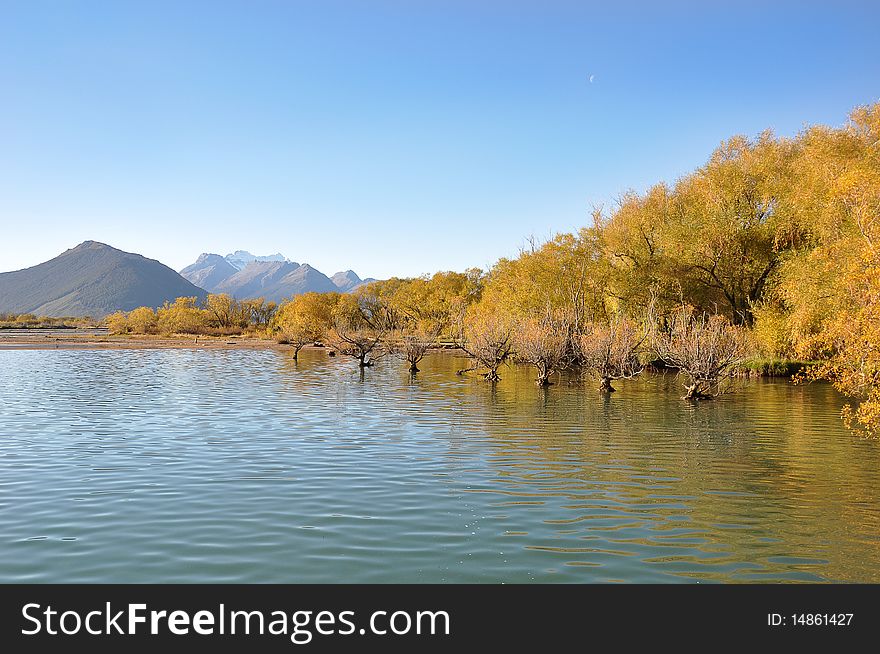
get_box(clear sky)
[1,0,878,278]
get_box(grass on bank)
[0,313,98,329]
[738,358,816,378]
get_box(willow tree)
[456,310,515,382]
[105,311,129,335]
[127,306,158,334]
[782,103,880,436]
[389,325,441,373]
[598,185,678,315]
[205,294,248,330]
[478,230,609,335]
[360,270,484,341]
[513,313,570,386]
[577,317,645,392]
[663,133,798,326]
[328,294,388,368]
[157,297,207,335]
[241,297,277,330]
[273,292,336,359]
[652,306,750,400]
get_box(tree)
[389,325,441,373]
[272,292,334,359]
[576,317,645,392]
[513,312,570,386]
[327,295,388,368]
[786,103,880,436]
[803,269,880,437]
[664,134,797,326]
[478,230,608,336]
[599,185,678,315]
[205,294,248,330]
[241,298,277,330]
[651,305,750,400]
[105,311,128,335]
[364,270,485,339]
[157,297,207,335]
[127,306,158,334]
[457,310,515,382]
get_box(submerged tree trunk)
[599,376,616,393]
[409,361,420,373]
[682,383,712,400]
[535,363,553,386]
[484,367,501,382]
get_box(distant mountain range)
[0,241,207,317]
[224,250,289,271]
[179,250,375,301]
[0,243,376,318]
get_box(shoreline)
[0,329,465,356]
[0,329,291,351]
[0,329,805,379]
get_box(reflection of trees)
[418,357,880,582]
[271,347,880,581]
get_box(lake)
[1,347,878,583]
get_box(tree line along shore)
[3,103,878,437]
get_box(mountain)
[331,270,377,292]
[224,250,289,271]
[179,254,239,292]
[280,264,341,296]
[212,261,299,299]
[210,261,339,302]
[0,241,207,317]
[331,270,362,292]
[180,251,374,300]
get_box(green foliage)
[741,359,812,378]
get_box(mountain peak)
[224,250,290,271]
[331,269,365,292]
[180,250,375,299]
[70,240,114,252]
[194,252,227,264]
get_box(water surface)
[1,348,878,583]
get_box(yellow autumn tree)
[127,306,158,334]
[273,292,337,359]
[157,297,207,335]
[105,311,129,335]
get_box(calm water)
[1,348,878,583]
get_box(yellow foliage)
[157,297,207,335]
[105,311,129,335]
[127,306,158,334]
[751,303,794,359]
[273,292,337,352]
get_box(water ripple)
[0,348,878,583]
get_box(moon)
[589,74,595,83]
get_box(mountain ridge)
[180,251,375,300]
[0,241,207,317]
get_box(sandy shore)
[0,328,292,351]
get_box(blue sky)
[1,1,878,278]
